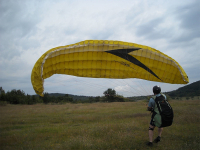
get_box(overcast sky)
[0,0,199,97]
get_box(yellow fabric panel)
[31,40,189,96]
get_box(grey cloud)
[176,1,200,31]
[129,1,200,44]
[135,18,164,36]
[171,0,200,43]
[133,17,173,41]
[0,1,40,38]
[0,0,42,59]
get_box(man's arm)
[147,98,155,111]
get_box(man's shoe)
[154,136,161,143]
[147,142,153,146]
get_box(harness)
[151,94,173,128]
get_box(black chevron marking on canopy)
[105,48,161,81]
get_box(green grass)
[0,100,200,150]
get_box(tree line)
[167,80,200,98]
[0,87,130,105]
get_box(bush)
[0,101,8,106]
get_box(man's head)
[153,85,161,94]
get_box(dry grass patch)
[0,100,199,150]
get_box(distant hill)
[48,93,94,101]
[167,80,200,97]
[39,80,199,100]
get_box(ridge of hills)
[166,80,200,97]
[46,80,200,100]
[48,93,92,101]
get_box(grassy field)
[0,99,199,150]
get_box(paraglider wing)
[31,40,189,96]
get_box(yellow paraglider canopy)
[31,40,189,96]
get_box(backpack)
[152,94,174,128]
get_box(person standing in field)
[147,85,173,146]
